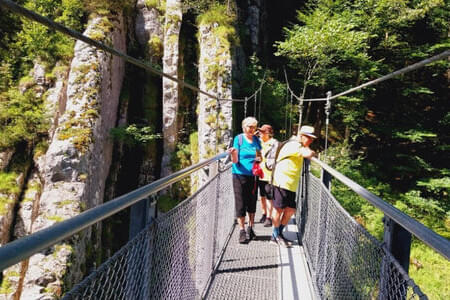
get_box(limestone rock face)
[44,63,69,140]
[13,13,126,299]
[0,149,14,171]
[197,23,233,184]
[135,0,165,186]
[161,0,182,178]
[14,171,42,239]
[135,0,164,62]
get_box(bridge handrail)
[0,152,228,271]
[311,157,450,260]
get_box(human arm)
[299,146,315,159]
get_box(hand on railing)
[227,147,238,163]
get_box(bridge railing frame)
[307,157,449,260]
[298,158,449,299]
[0,153,229,272]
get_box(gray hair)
[241,117,258,130]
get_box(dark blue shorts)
[233,174,257,217]
[273,186,296,209]
[257,179,274,200]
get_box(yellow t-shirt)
[272,140,304,192]
[260,138,277,182]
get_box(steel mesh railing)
[297,169,426,299]
[63,164,234,299]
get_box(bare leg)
[260,196,267,215]
[238,216,246,230]
[272,207,283,228]
[280,207,296,226]
[248,213,255,227]
[266,199,273,219]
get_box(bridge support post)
[129,197,156,239]
[298,159,310,245]
[383,216,411,273]
[321,168,332,190]
[380,216,412,299]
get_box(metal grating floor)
[205,209,279,299]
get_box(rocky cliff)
[1,12,126,299]
[0,1,294,298]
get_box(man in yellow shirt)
[271,125,316,247]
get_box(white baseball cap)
[298,125,317,139]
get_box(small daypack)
[266,138,299,197]
[264,139,279,171]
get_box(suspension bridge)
[0,1,449,299]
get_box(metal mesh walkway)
[205,211,279,299]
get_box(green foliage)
[394,129,437,143]
[409,241,450,299]
[82,0,134,14]
[0,88,49,150]
[237,55,287,138]
[46,215,65,222]
[12,0,85,68]
[157,194,179,213]
[197,3,237,46]
[0,172,20,195]
[0,274,13,294]
[0,64,13,93]
[275,8,369,68]
[183,0,229,14]
[189,132,199,164]
[148,35,163,58]
[110,124,161,146]
[145,0,166,14]
[0,172,19,216]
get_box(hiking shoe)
[263,218,272,227]
[246,226,256,240]
[259,214,266,223]
[280,232,294,245]
[239,229,247,244]
[276,235,292,248]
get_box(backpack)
[264,139,279,171]
[266,138,299,197]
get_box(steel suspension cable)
[300,50,450,102]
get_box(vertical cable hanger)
[298,96,304,128]
[324,91,332,159]
[288,92,293,137]
[258,85,262,121]
[284,83,288,140]
[244,97,248,117]
[254,90,257,117]
[215,95,221,155]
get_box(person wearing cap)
[270,125,316,247]
[228,117,262,244]
[257,124,278,227]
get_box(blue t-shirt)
[232,134,262,176]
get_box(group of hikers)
[228,117,316,247]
